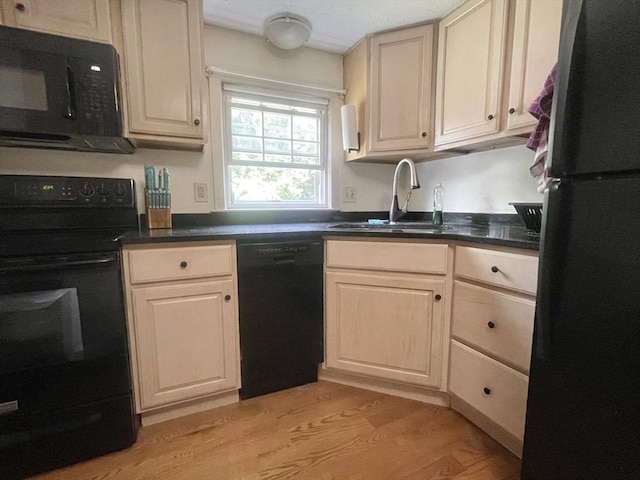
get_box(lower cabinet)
[325,271,445,388]
[130,279,237,410]
[122,241,240,419]
[449,244,538,456]
[324,239,451,392]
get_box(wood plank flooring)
[31,381,520,479]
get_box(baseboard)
[319,368,450,407]
[140,390,239,426]
[450,395,523,458]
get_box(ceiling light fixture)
[264,13,312,50]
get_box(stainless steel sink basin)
[330,222,454,234]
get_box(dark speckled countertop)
[120,218,540,251]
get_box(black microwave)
[0,26,134,154]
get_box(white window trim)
[221,85,330,210]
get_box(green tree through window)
[223,90,327,208]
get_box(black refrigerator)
[521,0,640,478]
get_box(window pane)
[231,108,262,136]
[263,112,291,139]
[230,166,320,203]
[292,155,320,165]
[264,139,291,154]
[292,117,318,141]
[265,154,291,164]
[232,152,263,162]
[292,141,318,156]
[232,135,262,152]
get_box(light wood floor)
[32,381,520,479]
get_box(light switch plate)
[343,186,357,203]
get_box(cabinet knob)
[487,321,496,329]
[224,294,231,301]
[15,3,26,12]
[421,132,427,138]
[435,294,442,301]
[180,261,188,269]
[487,114,495,120]
[491,265,499,273]
[193,118,200,126]
[483,387,491,395]
[508,107,516,114]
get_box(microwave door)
[0,46,74,137]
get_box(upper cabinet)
[505,0,563,132]
[434,0,562,150]
[0,0,113,42]
[120,0,205,148]
[343,24,441,163]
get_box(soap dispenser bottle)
[433,183,444,225]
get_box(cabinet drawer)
[326,240,448,274]
[452,281,535,372]
[455,246,538,294]
[449,340,529,440]
[128,244,234,284]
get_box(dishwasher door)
[237,238,324,400]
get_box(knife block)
[144,189,172,229]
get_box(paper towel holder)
[341,104,360,152]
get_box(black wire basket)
[510,202,543,233]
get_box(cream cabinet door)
[435,0,508,147]
[121,0,203,139]
[325,271,445,388]
[369,24,434,151]
[505,0,562,132]
[5,0,112,42]
[131,279,238,410]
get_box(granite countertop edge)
[120,222,540,251]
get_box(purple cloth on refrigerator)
[527,63,557,151]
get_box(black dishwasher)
[237,238,324,400]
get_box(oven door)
[0,252,132,416]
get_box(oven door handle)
[0,256,117,273]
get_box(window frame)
[222,86,329,210]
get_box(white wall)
[342,145,541,214]
[0,25,542,215]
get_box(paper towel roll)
[340,104,359,152]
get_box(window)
[222,87,328,208]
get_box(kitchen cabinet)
[0,0,113,42]
[120,0,205,149]
[434,0,561,150]
[325,239,451,390]
[122,241,240,422]
[449,244,538,456]
[343,24,447,163]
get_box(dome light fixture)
[264,13,312,50]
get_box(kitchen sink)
[330,222,455,234]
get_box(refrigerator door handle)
[534,183,564,360]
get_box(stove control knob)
[114,183,128,196]
[79,183,95,197]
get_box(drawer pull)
[483,387,491,395]
[15,3,26,12]
[487,321,496,329]
[435,294,442,301]
[180,261,188,269]
[224,294,231,301]
[491,265,499,273]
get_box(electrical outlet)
[194,183,208,202]
[343,186,357,203]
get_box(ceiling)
[202,0,466,54]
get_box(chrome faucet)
[389,158,420,224]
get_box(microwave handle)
[65,64,77,120]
